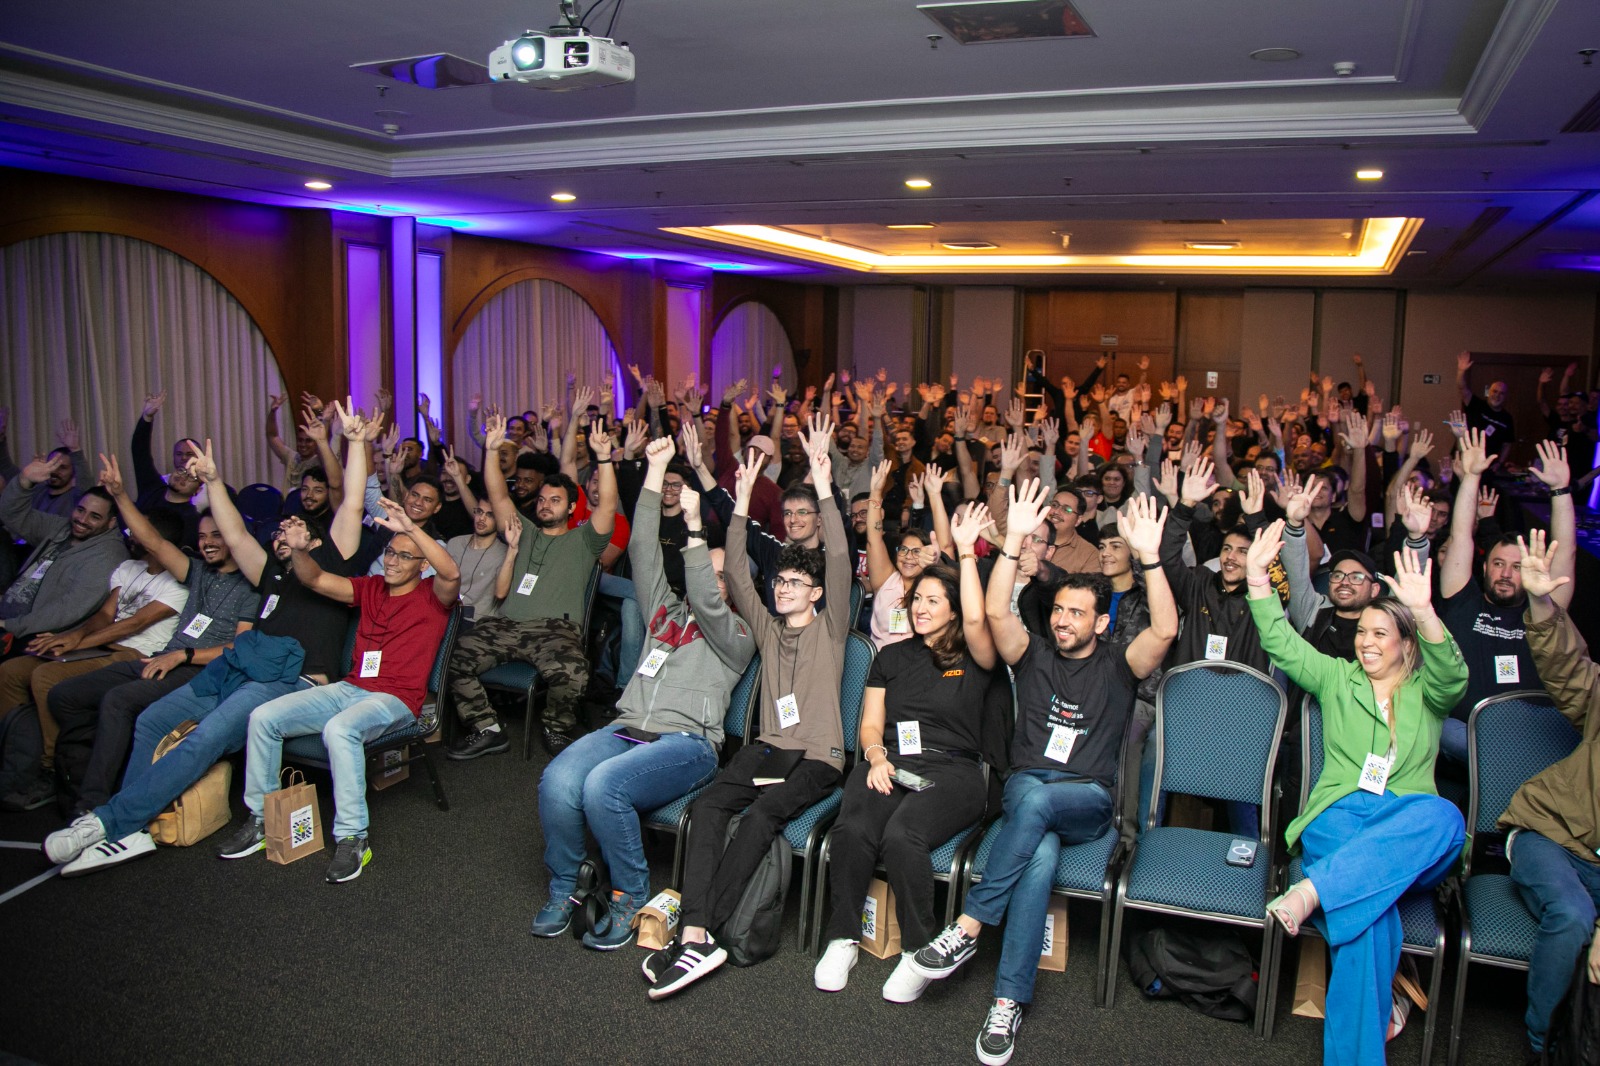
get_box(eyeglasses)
[1329,571,1372,586]
[773,576,814,591]
[1079,488,1102,498]
[382,547,422,563]
[1052,505,1079,516]
[895,546,924,556]
[782,509,816,519]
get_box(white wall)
[848,285,916,386]
[950,287,1016,387]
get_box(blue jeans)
[1299,791,1464,1066]
[1437,718,1468,766]
[962,769,1113,1004]
[243,682,413,839]
[95,676,308,840]
[537,724,717,902]
[1509,829,1600,1051]
[599,573,644,680]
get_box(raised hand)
[571,385,596,419]
[1457,427,1492,476]
[97,452,126,497]
[679,421,703,466]
[1381,548,1436,616]
[1006,477,1051,536]
[187,438,221,484]
[1532,440,1570,490]
[300,404,328,443]
[374,387,393,416]
[141,391,167,421]
[372,496,416,535]
[1005,398,1026,429]
[1516,529,1571,600]
[1124,418,1147,459]
[1212,398,1230,424]
[645,436,674,469]
[57,418,81,452]
[1409,427,1435,461]
[623,419,649,459]
[722,378,747,405]
[502,517,522,550]
[1155,457,1179,500]
[1399,482,1431,538]
[1444,409,1467,439]
[679,487,702,528]
[1477,486,1499,520]
[1180,457,1219,506]
[1246,518,1285,578]
[333,397,366,442]
[20,454,56,486]
[1457,351,1473,374]
[733,448,765,510]
[1179,439,1202,473]
[1240,468,1266,515]
[441,448,465,486]
[482,412,508,452]
[998,431,1026,476]
[592,427,615,462]
[1115,494,1168,558]
[1040,417,1060,454]
[1285,475,1319,525]
[1340,409,1368,451]
[907,468,926,508]
[951,501,990,550]
[1382,412,1402,447]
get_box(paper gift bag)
[1038,899,1069,972]
[264,769,324,865]
[860,878,902,960]
[368,746,410,790]
[1293,940,1328,1019]
[634,889,682,950]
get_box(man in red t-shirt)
[218,496,460,884]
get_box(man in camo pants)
[447,414,616,759]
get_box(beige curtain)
[710,301,796,402]
[0,232,287,489]
[451,278,620,444]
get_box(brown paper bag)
[859,878,902,959]
[634,889,682,950]
[264,768,324,864]
[1293,940,1328,1019]
[1038,899,1069,972]
[368,746,410,790]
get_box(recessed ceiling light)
[1185,241,1241,250]
[304,180,333,190]
[551,191,577,202]
[1355,169,1384,180]
[886,223,937,230]
[904,178,933,189]
[1249,47,1302,62]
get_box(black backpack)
[1127,926,1259,1023]
[0,704,45,800]
[713,812,792,967]
[1544,949,1600,1066]
[567,858,611,940]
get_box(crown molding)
[1457,0,1562,128]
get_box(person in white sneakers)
[910,483,1177,1066]
[814,502,1000,1003]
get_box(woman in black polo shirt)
[813,502,999,1004]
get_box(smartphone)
[1226,838,1258,868]
[893,768,935,792]
[614,726,660,745]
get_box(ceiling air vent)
[1560,89,1600,133]
[918,1,1094,44]
[941,241,998,250]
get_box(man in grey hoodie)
[0,457,127,658]
[532,436,755,951]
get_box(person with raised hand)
[647,416,850,1002]
[1494,528,1600,1060]
[533,436,754,950]
[863,462,945,650]
[1434,428,1551,766]
[1248,518,1467,1066]
[43,436,361,875]
[447,408,613,757]
[215,497,457,884]
[814,498,1004,1003]
[909,484,1176,1066]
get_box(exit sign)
[1422,373,1442,384]
[1100,334,1118,347]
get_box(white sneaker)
[882,951,932,1003]
[44,812,106,865]
[814,938,859,992]
[60,830,156,878]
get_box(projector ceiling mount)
[351,0,635,93]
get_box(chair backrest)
[235,483,284,523]
[724,652,761,742]
[282,487,303,517]
[334,603,460,697]
[840,630,875,761]
[1301,693,1325,808]
[1465,690,1576,875]
[578,564,602,638]
[1149,660,1286,840]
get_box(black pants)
[680,743,839,933]
[48,661,200,808]
[824,753,987,950]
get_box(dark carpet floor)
[0,723,1532,1066]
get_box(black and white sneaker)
[60,830,156,877]
[216,816,266,859]
[910,922,979,979]
[325,836,371,883]
[976,998,1024,1066]
[447,726,510,761]
[646,937,727,1001]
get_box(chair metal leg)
[1094,893,1115,1009]
[1257,921,1281,1039]
[810,834,833,957]
[1105,870,1133,1010]
[522,686,536,760]
[1447,943,1471,1066]
[418,743,449,811]
[1418,941,1445,1066]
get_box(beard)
[532,512,565,530]
[1484,582,1522,607]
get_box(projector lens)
[511,37,543,70]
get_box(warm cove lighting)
[662,218,1423,276]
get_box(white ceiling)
[2,0,1599,286]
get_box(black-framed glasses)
[1329,571,1372,586]
[895,546,924,556]
[382,547,422,563]
[773,576,813,590]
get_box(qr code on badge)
[860,894,878,940]
[290,803,314,847]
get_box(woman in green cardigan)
[1245,519,1468,1066]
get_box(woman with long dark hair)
[813,502,997,1003]
[864,463,950,650]
[1246,519,1468,1066]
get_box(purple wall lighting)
[417,251,444,438]
[346,244,384,407]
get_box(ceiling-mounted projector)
[488,30,634,88]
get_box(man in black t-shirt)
[1457,351,1515,460]
[43,440,359,876]
[908,481,1179,1066]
